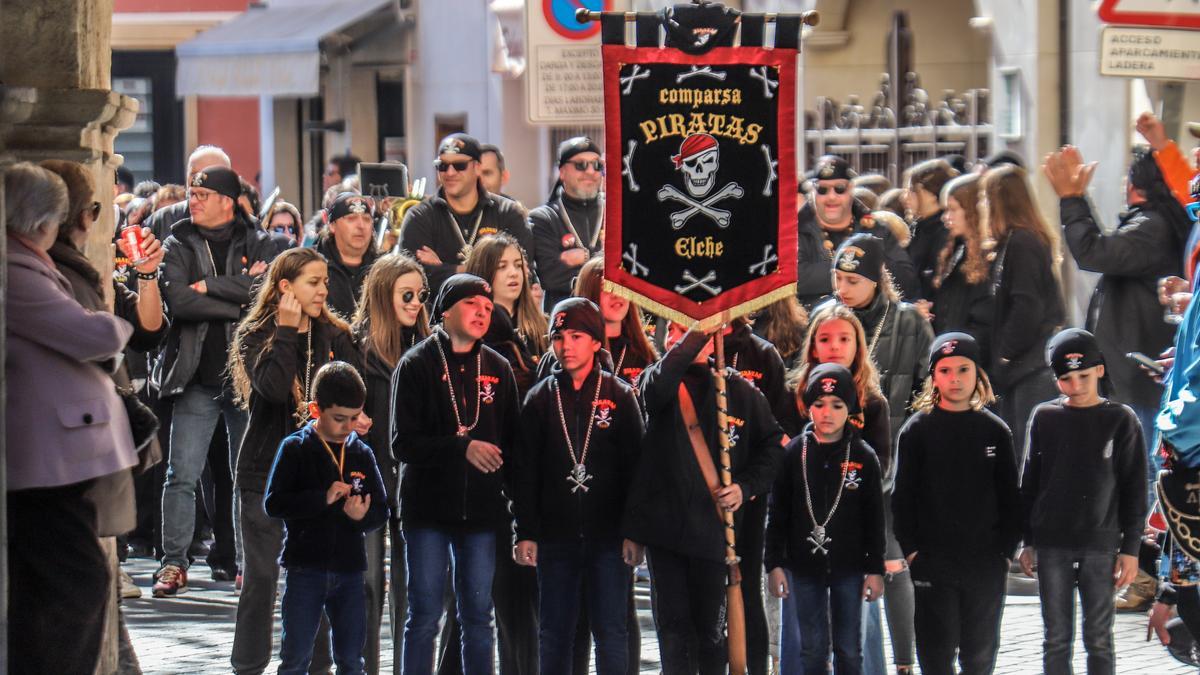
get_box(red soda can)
[121,225,148,265]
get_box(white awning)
[175,0,395,97]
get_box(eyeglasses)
[434,159,473,173]
[1188,202,1199,224]
[187,189,215,203]
[815,184,849,196]
[570,160,604,173]
[401,288,430,304]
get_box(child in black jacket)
[265,362,388,674]
[767,362,885,675]
[893,332,1021,675]
[1019,328,1146,675]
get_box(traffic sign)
[526,0,622,125]
[543,0,605,40]
[1100,26,1200,80]
[1098,0,1200,29]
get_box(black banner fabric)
[602,46,797,327]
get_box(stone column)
[1,3,138,674]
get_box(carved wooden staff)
[713,331,746,674]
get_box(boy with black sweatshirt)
[893,332,1021,675]
[1019,328,1146,675]
[264,361,389,674]
[512,298,645,673]
[766,362,885,675]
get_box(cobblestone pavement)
[123,558,1191,674]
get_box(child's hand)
[343,494,371,521]
[1114,553,1139,588]
[1018,546,1036,578]
[768,567,789,599]
[514,540,538,567]
[326,481,351,504]
[622,539,644,567]
[862,574,884,602]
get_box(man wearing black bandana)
[795,155,917,309]
[399,133,533,297]
[155,166,278,601]
[317,192,380,318]
[529,137,605,312]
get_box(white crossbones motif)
[761,145,778,197]
[657,182,743,229]
[621,65,649,95]
[622,140,640,192]
[749,245,777,276]
[675,269,722,296]
[749,66,779,98]
[623,243,649,277]
[676,66,727,83]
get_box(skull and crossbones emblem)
[1065,352,1084,369]
[657,134,744,230]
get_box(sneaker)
[1115,569,1157,612]
[210,565,238,582]
[152,564,188,598]
[119,569,143,599]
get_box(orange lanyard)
[317,435,345,481]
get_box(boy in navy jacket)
[265,361,388,674]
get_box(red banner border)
[601,45,798,323]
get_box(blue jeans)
[1131,403,1161,508]
[788,572,864,675]
[279,569,366,675]
[161,384,247,569]
[402,527,496,675]
[1036,548,1117,675]
[861,598,885,675]
[536,538,629,675]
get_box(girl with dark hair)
[465,232,548,396]
[228,247,360,673]
[751,295,809,370]
[931,173,994,363]
[903,159,959,301]
[351,252,431,674]
[573,256,658,384]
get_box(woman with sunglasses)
[351,253,431,674]
[795,155,918,310]
[529,137,606,311]
[264,200,304,245]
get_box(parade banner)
[601,23,798,328]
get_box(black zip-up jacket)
[893,407,1022,561]
[157,214,277,397]
[398,185,532,295]
[765,427,885,577]
[621,330,784,563]
[235,320,361,491]
[316,235,379,320]
[1022,399,1147,556]
[990,229,1064,391]
[264,424,389,572]
[1061,197,1181,410]
[355,324,423,511]
[483,305,538,398]
[795,201,918,308]
[931,238,994,366]
[528,188,603,310]
[907,211,949,301]
[513,361,644,544]
[852,293,934,457]
[722,322,800,437]
[390,329,520,531]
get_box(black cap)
[1046,327,1105,378]
[929,332,981,373]
[982,149,1026,170]
[436,133,482,162]
[802,362,861,415]
[557,137,601,166]
[832,233,884,282]
[189,167,241,201]
[434,273,492,317]
[327,192,375,222]
[812,155,856,182]
[549,297,605,343]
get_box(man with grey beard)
[529,137,605,311]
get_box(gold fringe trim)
[603,280,797,332]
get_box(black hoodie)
[316,235,378,320]
[513,358,644,544]
[390,329,520,531]
[528,187,604,310]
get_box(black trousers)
[646,546,727,675]
[738,496,769,675]
[570,574,642,675]
[437,524,540,675]
[202,418,238,572]
[8,480,109,675]
[910,553,1008,675]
